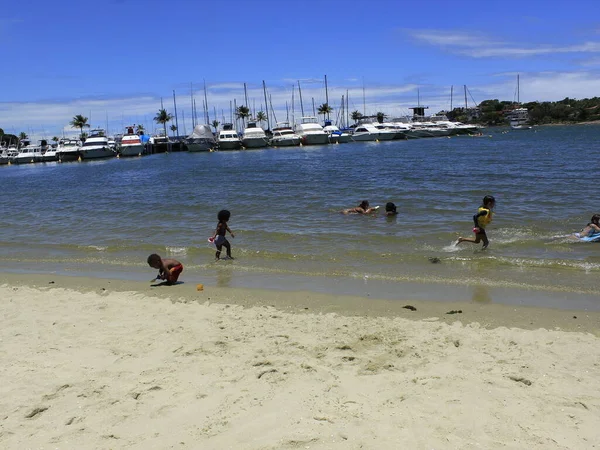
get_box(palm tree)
[236,105,250,129]
[153,108,173,137]
[255,111,267,128]
[170,124,178,137]
[52,136,59,145]
[19,131,28,140]
[376,112,387,123]
[211,119,220,133]
[351,110,363,123]
[135,124,145,135]
[70,115,90,140]
[317,103,333,122]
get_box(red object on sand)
[472,227,479,233]
[208,237,215,243]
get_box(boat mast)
[268,93,277,124]
[172,90,179,135]
[341,94,345,128]
[182,110,186,136]
[297,81,305,116]
[262,80,270,130]
[203,80,210,125]
[450,85,453,111]
[362,77,366,116]
[464,85,468,109]
[244,83,249,110]
[312,97,316,116]
[346,89,349,128]
[324,75,330,120]
[190,82,195,128]
[517,74,520,104]
[291,84,296,125]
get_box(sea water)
[1,125,599,309]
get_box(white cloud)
[405,29,600,59]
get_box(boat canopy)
[187,124,215,140]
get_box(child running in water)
[456,195,496,249]
[147,254,184,285]
[212,209,235,260]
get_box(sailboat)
[509,75,532,130]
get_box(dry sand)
[1,274,599,449]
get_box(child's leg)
[456,235,482,245]
[223,240,233,258]
[481,233,489,249]
[215,244,222,260]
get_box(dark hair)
[385,202,396,212]
[359,200,369,209]
[147,253,161,266]
[483,195,495,206]
[591,214,600,224]
[218,209,231,221]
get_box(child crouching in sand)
[147,254,184,285]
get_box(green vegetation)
[351,110,363,123]
[317,103,332,122]
[211,120,220,132]
[170,124,178,136]
[236,105,250,128]
[448,97,600,126]
[69,115,90,140]
[255,111,267,128]
[153,108,173,137]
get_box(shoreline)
[1,274,599,449]
[2,272,599,335]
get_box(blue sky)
[2,0,600,139]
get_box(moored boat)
[217,123,242,151]
[295,116,329,146]
[323,120,351,144]
[241,122,269,149]
[56,138,82,162]
[185,124,217,152]
[119,126,146,157]
[270,122,301,147]
[79,129,116,160]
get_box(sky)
[2,0,600,140]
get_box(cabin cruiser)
[12,145,44,164]
[351,122,381,141]
[56,138,82,162]
[185,124,216,152]
[119,126,146,157]
[295,116,329,145]
[508,108,532,130]
[79,129,116,160]
[241,122,269,148]
[323,120,351,144]
[41,145,59,162]
[217,123,242,150]
[149,133,171,153]
[270,122,301,147]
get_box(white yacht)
[42,145,59,162]
[351,122,381,141]
[119,126,146,157]
[270,122,301,147]
[241,121,269,148]
[12,145,43,164]
[56,138,82,162]
[185,124,216,152]
[217,123,242,150]
[509,107,532,130]
[79,129,116,160]
[323,120,351,144]
[295,116,329,146]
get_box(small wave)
[166,246,188,256]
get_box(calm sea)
[1,125,599,309]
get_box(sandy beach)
[1,274,599,449]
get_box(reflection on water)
[472,285,492,304]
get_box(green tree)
[70,115,90,140]
[0,128,4,136]
[80,132,88,142]
[236,105,250,128]
[153,108,173,138]
[351,110,363,123]
[170,124,178,136]
[135,124,145,135]
[317,103,332,122]
[211,120,220,132]
[376,112,386,123]
[255,111,267,128]
[52,136,59,143]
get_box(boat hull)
[270,137,301,147]
[351,133,379,141]
[186,141,215,152]
[119,144,145,157]
[80,147,116,160]
[242,137,269,148]
[218,140,242,151]
[299,134,329,146]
